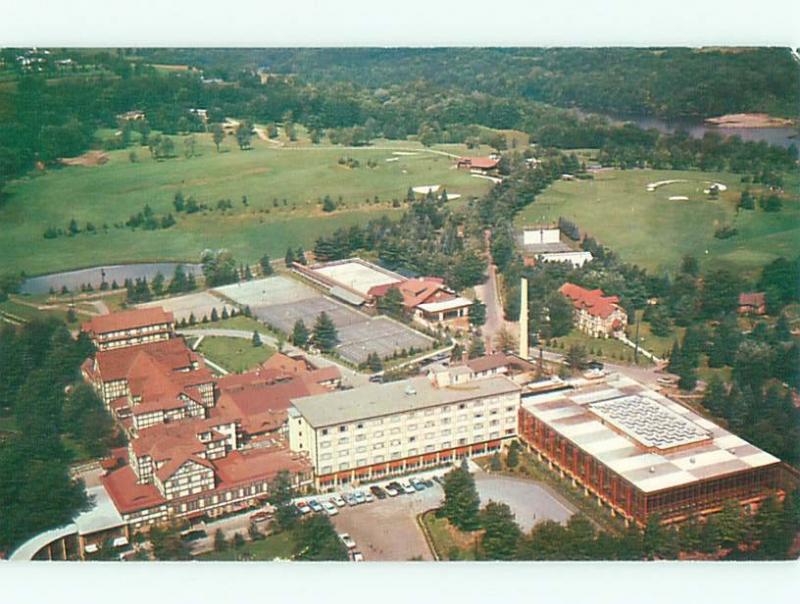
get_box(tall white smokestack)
[519,277,528,360]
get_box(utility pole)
[634,312,641,365]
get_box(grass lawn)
[631,310,686,360]
[197,336,276,373]
[546,329,651,366]
[2,134,491,276]
[515,168,800,278]
[186,315,267,333]
[196,530,295,561]
[1,297,80,327]
[420,511,478,561]
[0,415,18,434]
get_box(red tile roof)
[559,282,622,319]
[368,277,447,309]
[102,465,166,514]
[93,338,201,382]
[738,292,765,307]
[458,157,500,170]
[155,455,214,483]
[82,307,173,335]
[214,446,311,488]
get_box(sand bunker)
[385,157,399,162]
[392,151,419,156]
[646,179,687,192]
[60,151,109,167]
[668,196,689,201]
[703,182,728,194]
[413,185,441,194]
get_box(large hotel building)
[289,359,524,490]
[518,374,787,525]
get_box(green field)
[196,530,295,561]
[197,336,276,373]
[516,169,800,276]
[1,134,491,275]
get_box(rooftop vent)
[649,466,656,473]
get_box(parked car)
[384,484,399,497]
[353,491,366,505]
[181,529,207,542]
[339,533,357,549]
[308,499,324,513]
[370,485,387,500]
[387,481,403,494]
[330,495,346,507]
[410,478,425,491]
[369,375,384,383]
[364,491,375,503]
[250,511,272,524]
[401,482,415,495]
[322,500,338,516]
[296,501,312,514]
[422,478,435,488]
[343,493,358,506]
[351,551,364,562]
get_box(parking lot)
[301,466,577,561]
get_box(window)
[490,419,499,426]
[338,449,349,457]
[373,443,384,450]
[321,428,329,436]
[408,448,418,456]
[338,437,349,445]
[458,403,466,410]
[390,427,401,435]
[424,444,435,452]
[505,417,516,424]
[490,432,500,439]
[339,462,350,471]
[490,408,499,416]
[457,426,467,433]
[320,441,331,449]
[425,432,435,440]
[407,424,417,431]
[356,446,367,453]
[321,453,332,461]
[391,451,402,459]
[441,417,451,425]
[474,412,484,419]
[472,400,484,408]
[356,434,366,442]
[391,416,401,423]
[457,414,467,423]
[505,428,514,435]
[442,441,451,449]
[357,458,367,466]
[474,423,483,430]
[441,406,450,413]
[408,436,417,443]
[505,406,515,412]
[374,430,384,438]
[373,455,385,463]
[390,439,401,446]
[458,438,467,445]
[441,429,451,436]
[473,434,483,442]
[424,421,434,428]
[339,425,348,432]
[356,423,364,430]
[373,418,384,426]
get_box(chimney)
[519,277,529,360]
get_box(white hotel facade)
[288,367,521,489]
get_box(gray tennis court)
[249,284,434,365]
[213,276,318,307]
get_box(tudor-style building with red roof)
[79,309,339,530]
[559,282,628,338]
[368,277,473,328]
[81,307,174,351]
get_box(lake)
[20,263,203,295]
[602,113,798,149]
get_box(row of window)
[318,430,514,473]
[318,399,517,436]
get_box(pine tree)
[285,247,295,267]
[313,312,339,352]
[479,502,521,560]
[442,460,481,531]
[292,319,309,348]
[252,331,262,347]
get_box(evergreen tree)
[293,514,349,561]
[469,300,487,327]
[252,331,262,347]
[468,337,485,359]
[377,287,405,319]
[442,459,481,531]
[479,501,522,560]
[312,312,339,352]
[292,319,309,348]
[285,247,295,266]
[506,440,520,468]
[260,255,274,276]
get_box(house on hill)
[738,292,766,316]
[559,282,627,338]
[456,156,500,174]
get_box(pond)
[20,263,203,295]
[598,112,798,149]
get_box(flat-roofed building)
[288,368,521,490]
[518,374,786,525]
[82,307,174,351]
